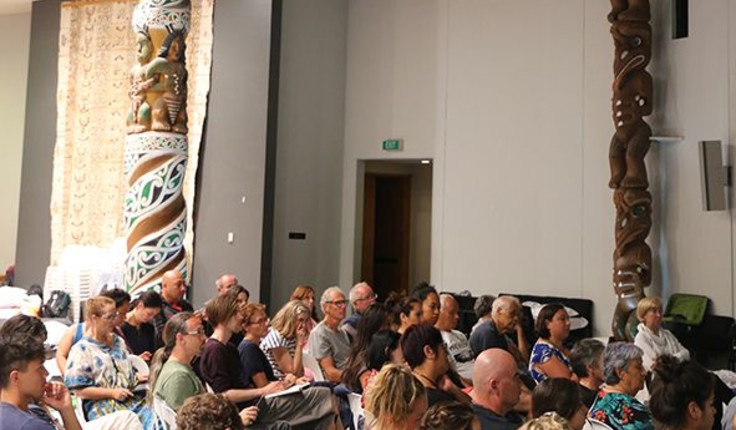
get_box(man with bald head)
[215,273,238,295]
[470,296,529,363]
[154,270,193,344]
[471,349,523,430]
[436,294,475,381]
[340,281,376,340]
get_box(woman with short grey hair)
[569,339,605,407]
[588,342,654,430]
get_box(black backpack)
[43,290,71,318]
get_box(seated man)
[153,270,193,346]
[470,296,529,364]
[340,282,376,341]
[471,349,524,430]
[436,294,475,383]
[307,287,351,383]
[0,335,83,430]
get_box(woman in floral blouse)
[588,342,654,430]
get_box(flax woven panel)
[51,0,214,278]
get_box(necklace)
[413,371,438,389]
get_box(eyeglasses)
[99,313,118,321]
[184,329,206,336]
[355,293,378,302]
[326,300,347,306]
[249,317,269,325]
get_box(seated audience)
[412,283,441,326]
[56,288,131,374]
[122,291,162,360]
[340,282,376,341]
[529,303,572,383]
[420,401,481,430]
[176,393,291,430]
[649,355,715,430]
[260,300,310,378]
[307,287,351,383]
[149,312,206,411]
[436,294,475,382]
[153,270,192,345]
[0,335,84,430]
[0,315,142,430]
[342,304,392,392]
[633,296,688,371]
[364,363,428,430]
[588,342,653,430]
[64,296,155,427]
[238,303,336,430]
[471,348,524,430]
[531,378,587,430]
[386,293,422,334]
[470,296,528,364]
[402,324,470,407]
[518,413,571,430]
[470,294,496,333]
[568,338,605,408]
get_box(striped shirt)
[259,328,296,378]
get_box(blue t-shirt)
[0,403,55,430]
[529,340,572,384]
[238,339,276,389]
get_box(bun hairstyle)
[649,355,714,428]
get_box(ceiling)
[0,0,33,15]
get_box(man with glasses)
[307,287,351,383]
[471,349,524,430]
[340,282,376,341]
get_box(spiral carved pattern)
[124,132,188,296]
[608,0,653,340]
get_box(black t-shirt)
[120,321,157,356]
[579,384,597,408]
[426,387,456,407]
[238,339,277,389]
[200,338,250,408]
[469,320,509,357]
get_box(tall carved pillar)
[124,0,191,296]
[608,0,654,340]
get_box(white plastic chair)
[153,397,178,430]
[302,352,325,382]
[129,355,150,377]
[347,392,363,430]
[582,418,614,430]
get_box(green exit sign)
[382,139,403,151]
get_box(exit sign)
[382,139,403,151]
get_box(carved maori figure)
[124,0,190,297]
[127,30,156,134]
[608,0,653,340]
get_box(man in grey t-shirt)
[307,287,351,383]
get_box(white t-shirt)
[441,329,475,380]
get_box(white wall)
[270,0,347,308]
[341,0,736,336]
[0,12,31,271]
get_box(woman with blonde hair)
[260,299,311,378]
[291,284,319,323]
[364,364,428,430]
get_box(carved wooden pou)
[608,0,653,340]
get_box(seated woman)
[238,303,336,430]
[649,355,715,430]
[56,288,130,374]
[290,284,319,327]
[518,413,572,430]
[412,283,441,326]
[529,303,573,384]
[385,293,422,335]
[364,363,428,430]
[341,304,391,393]
[344,330,402,394]
[568,338,605,408]
[121,291,162,361]
[260,300,310,379]
[420,401,480,430]
[588,342,653,430]
[633,297,689,371]
[531,378,588,430]
[402,324,470,407]
[63,296,155,427]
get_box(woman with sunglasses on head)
[260,300,312,379]
[64,296,157,428]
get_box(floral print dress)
[529,340,572,384]
[588,391,654,430]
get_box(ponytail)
[147,311,193,405]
